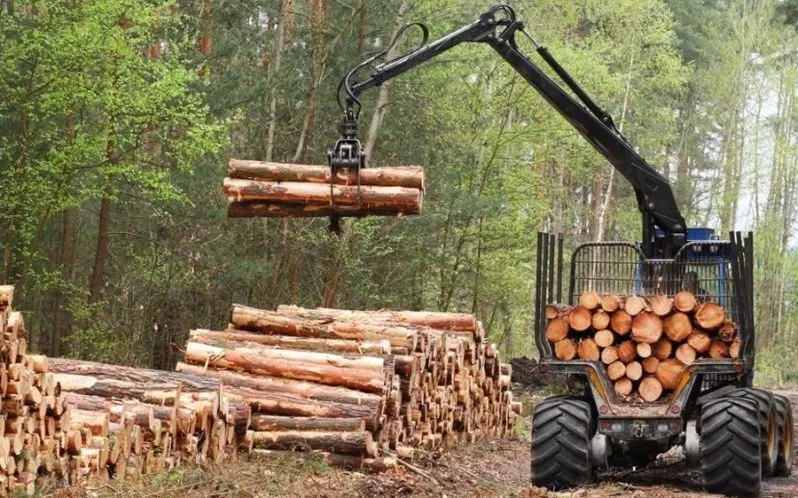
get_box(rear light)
[670,422,682,431]
[657,423,669,432]
[611,423,623,432]
[600,421,612,431]
[735,363,744,373]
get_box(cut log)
[639,377,663,402]
[601,346,619,365]
[708,341,730,359]
[655,359,685,390]
[623,296,646,316]
[600,295,620,313]
[567,307,592,332]
[642,357,659,374]
[184,342,386,394]
[636,342,652,359]
[631,312,663,344]
[625,361,643,381]
[718,321,737,342]
[729,339,742,360]
[227,160,425,189]
[274,305,477,332]
[554,339,576,361]
[616,341,637,364]
[649,295,673,317]
[607,361,626,381]
[594,330,615,348]
[249,416,365,432]
[545,319,569,343]
[614,377,633,397]
[252,430,376,457]
[675,344,697,365]
[695,303,725,330]
[591,311,610,331]
[579,291,600,310]
[576,339,600,361]
[687,331,711,353]
[224,179,422,213]
[673,291,697,313]
[663,312,692,342]
[230,306,419,349]
[610,311,632,335]
[190,329,391,355]
[651,338,672,360]
[544,305,562,320]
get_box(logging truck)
[321,4,793,496]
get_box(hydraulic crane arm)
[329,4,686,258]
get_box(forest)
[0,0,796,382]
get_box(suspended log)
[227,160,425,189]
[184,343,386,394]
[228,202,420,218]
[695,303,725,330]
[610,311,632,335]
[631,312,662,344]
[600,295,620,313]
[545,319,569,343]
[623,296,646,316]
[554,339,576,361]
[639,377,663,402]
[663,312,692,342]
[687,330,712,353]
[655,359,685,390]
[649,295,673,317]
[576,339,600,361]
[594,330,614,348]
[190,329,391,355]
[614,377,633,397]
[224,179,423,213]
[567,307,592,332]
[578,291,600,310]
[591,311,610,331]
[673,291,697,313]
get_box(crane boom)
[329,4,686,258]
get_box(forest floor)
[45,375,798,498]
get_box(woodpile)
[546,291,740,402]
[177,303,519,469]
[225,160,425,218]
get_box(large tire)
[725,387,778,476]
[773,394,794,477]
[531,397,594,490]
[701,397,762,496]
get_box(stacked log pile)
[546,291,741,402]
[225,160,425,218]
[178,304,519,468]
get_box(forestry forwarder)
[326,4,793,496]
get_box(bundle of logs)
[546,291,741,403]
[224,160,425,218]
[178,304,520,469]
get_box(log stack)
[547,291,741,403]
[225,160,425,218]
[177,303,519,468]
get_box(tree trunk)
[89,182,112,303]
[189,329,391,355]
[252,430,376,456]
[273,305,478,332]
[250,415,365,432]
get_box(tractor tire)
[531,397,594,490]
[773,394,794,477]
[725,387,778,476]
[701,396,761,496]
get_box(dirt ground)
[46,389,798,498]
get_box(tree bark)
[189,329,391,355]
[253,430,375,456]
[228,160,424,189]
[250,415,365,432]
[274,305,477,332]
